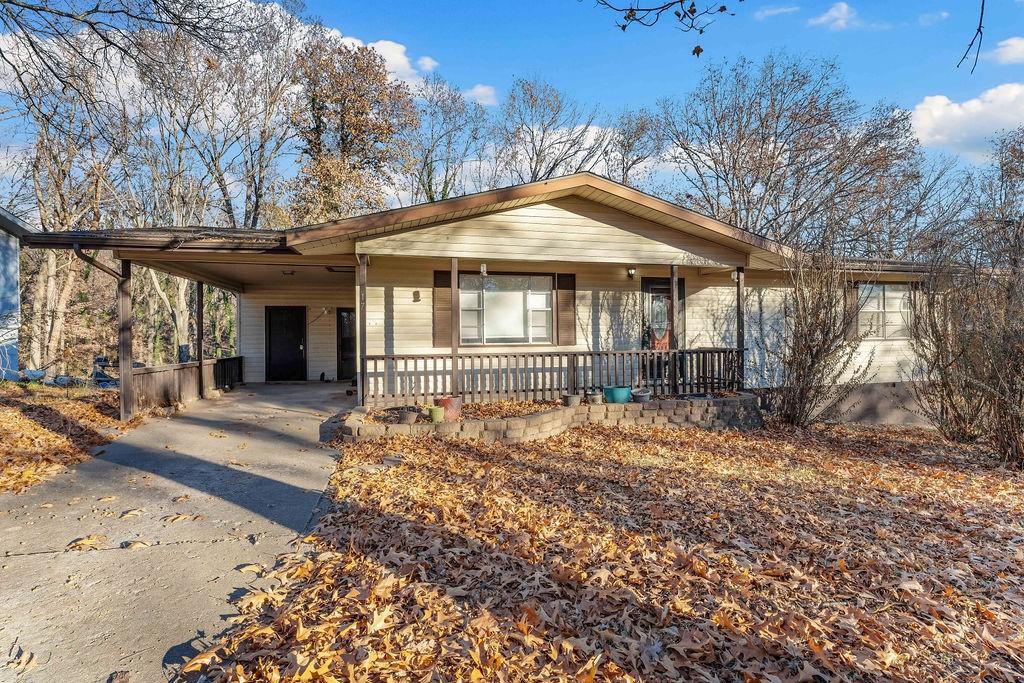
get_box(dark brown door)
[337,308,356,381]
[265,306,306,381]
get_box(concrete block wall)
[339,394,763,444]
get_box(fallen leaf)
[67,534,106,551]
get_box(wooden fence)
[132,355,243,412]
[363,348,742,407]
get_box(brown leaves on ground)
[460,399,561,420]
[0,382,133,493]
[368,400,559,424]
[187,424,1024,681]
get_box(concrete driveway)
[0,383,353,683]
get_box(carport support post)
[118,260,134,421]
[735,266,745,390]
[195,281,204,398]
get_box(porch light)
[480,263,487,276]
[627,267,636,280]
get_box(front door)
[337,308,356,381]
[265,306,306,381]
[641,277,684,349]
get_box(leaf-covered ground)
[188,424,1024,682]
[0,382,127,493]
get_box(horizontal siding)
[236,259,918,390]
[358,197,745,267]
[239,285,355,383]
[365,257,685,356]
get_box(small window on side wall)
[858,283,912,340]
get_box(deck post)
[735,266,745,390]
[118,259,134,421]
[450,257,460,397]
[357,254,368,405]
[669,265,679,394]
[195,281,205,398]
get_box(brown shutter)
[555,274,576,346]
[433,270,452,348]
[844,282,859,341]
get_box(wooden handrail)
[363,348,743,407]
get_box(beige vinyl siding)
[357,198,746,268]
[238,285,355,383]
[364,257,677,356]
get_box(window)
[859,283,912,339]
[459,274,553,344]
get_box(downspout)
[72,243,125,281]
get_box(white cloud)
[462,84,497,106]
[912,83,1024,162]
[918,10,949,27]
[335,36,437,86]
[754,6,799,21]
[808,2,857,30]
[986,37,1024,64]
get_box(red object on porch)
[435,396,463,422]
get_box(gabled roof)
[285,172,793,267]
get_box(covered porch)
[356,255,748,407]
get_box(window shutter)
[433,270,452,348]
[844,282,859,342]
[555,274,576,346]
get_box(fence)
[132,355,243,412]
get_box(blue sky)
[309,0,1024,162]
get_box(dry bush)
[762,251,871,427]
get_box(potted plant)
[398,408,419,424]
[428,405,446,423]
[586,389,604,405]
[434,395,463,422]
[631,388,653,403]
[562,393,582,407]
[604,385,632,404]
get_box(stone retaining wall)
[339,394,762,444]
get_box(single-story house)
[3,173,924,421]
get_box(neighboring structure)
[0,209,32,381]
[6,173,924,421]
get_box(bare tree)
[16,77,118,376]
[910,127,1024,463]
[659,54,926,252]
[186,5,302,229]
[760,249,873,427]
[493,77,609,185]
[601,107,666,188]
[0,0,259,114]
[400,75,488,204]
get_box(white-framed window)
[459,273,553,344]
[859,283,912,340]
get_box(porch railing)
[363,348,742,407]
